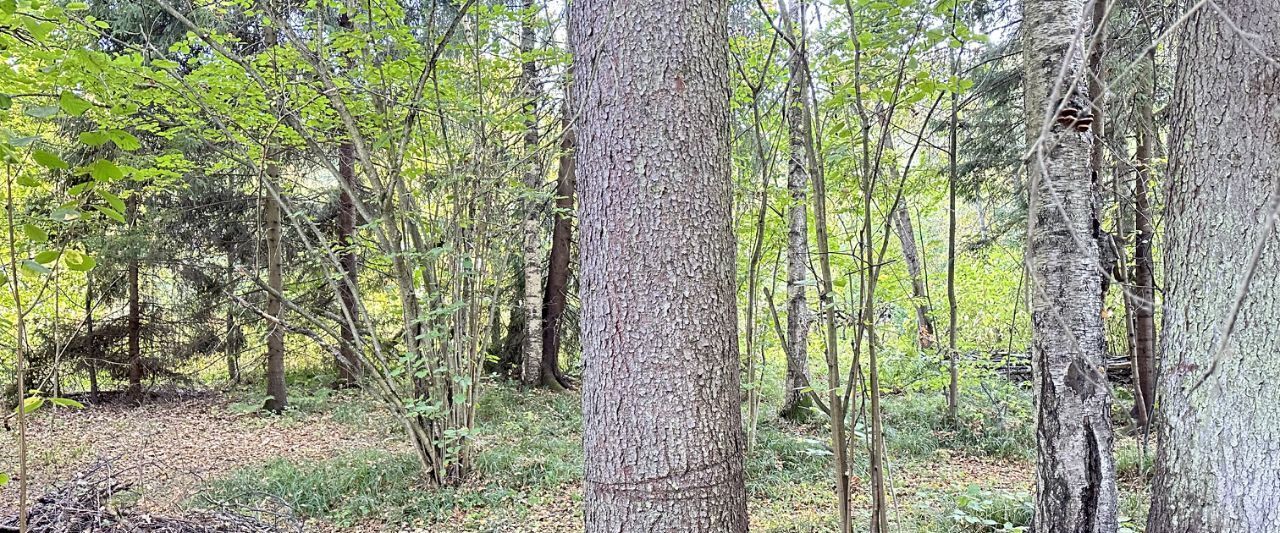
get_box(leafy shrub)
[943,486,1032,532]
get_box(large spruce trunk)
[570,0,749,530]
[1147,0,1280,529]
[1022,0,1118,529]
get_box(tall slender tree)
[1147,0,1280,528]
[540,107,575,391]
[1022,0,1118,528]
[571,0,749,529]
[778,0,817,421]
[518,0,545,387]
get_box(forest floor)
[0,382,1153,532]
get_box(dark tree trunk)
[539,115,575,391]
[1022,0,1118,528]
[225,246,240,384]
[571,0,749,529]
[263,161,288,413]
[86,281,99,396]
[335,140,361,387]
[126,192,143,400]
[1147,0,1280,529]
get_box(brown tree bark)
[334,15,361,389]
[1022,0,1118,528]
[1147,0,1280,528]
[571,0,749,529]
[1130,46,1156,427]
[539,113,574,391]
[263,160,288,413]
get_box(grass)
[200,374,1150,531]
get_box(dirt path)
[0,391,399,517]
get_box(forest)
[0,0,1277,530]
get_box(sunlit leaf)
[22,224,48,243]
[60,91,93,116]
[33,149,68,169]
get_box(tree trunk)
[126,191,143,400]
[1022,0,1118,528]
[335,144,360,386]
[540,111,574,391]
[1131,48,1156,428]
[892,204,933,350]
[778,0,815,421]
[518,0,545,387]
[225,247,240,384]
[263,161,288,413]
[571,0,749,529]
[945,38,960,420]
[86,281,99,396]
[1147,1,1280,529]
[334,15,361,389]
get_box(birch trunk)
[1148,0,1280,528]
[571,0,749,529]
[519,0,545,387]
[1022,0,1117,528]
[779,0,816,420]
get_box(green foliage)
[881,382,1033,460]
[942,486,1032,532]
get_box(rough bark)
[539,112,574,391]
[1148,0,1280,529]
[518,0,545,387]
[263,161,288,414]
[778,0,815,421]
[571,0,749,529]
[1022,0,1118,529]
[892,204,933,350]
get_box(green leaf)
[18,396,45,414]
[0,94,11,110]
[24,105,59,119]
[152,59,180,70]
[49,207,81,222]
[95,205,126,223]
[34,250,60,264]
[59,91,93,116]
[16,174,41,187]
[21,259,51,275]
[67,181,93,195]
[79,131,111,147]
[0,0,14,15]
[63,250,96,272]
[97,189,125,212]
[0,472,9,486]
[33,149,68,169]
[22,224,48,243]
[65,1,89,9]
[109,129,140,151]
[50,397,86,408]
[89,159,123,181]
